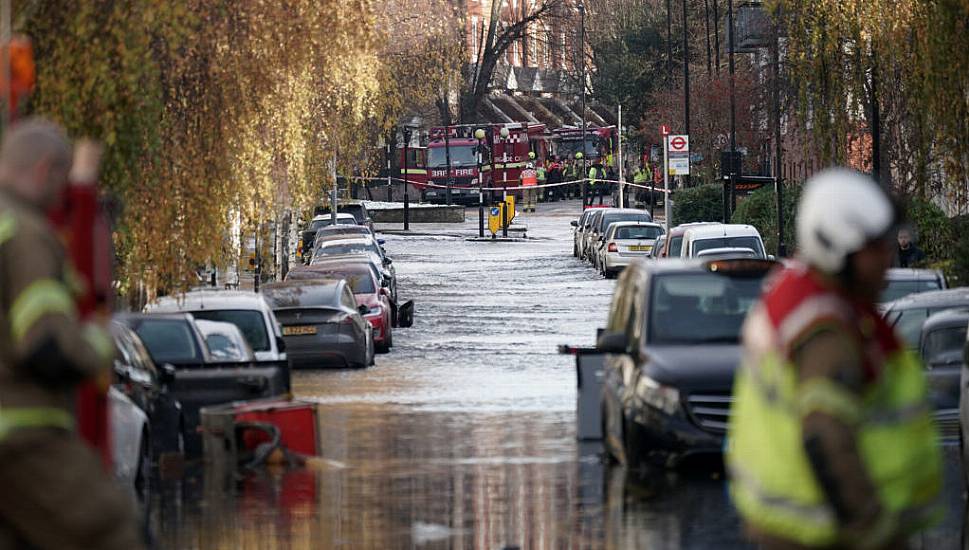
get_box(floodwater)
[153,200,966,549]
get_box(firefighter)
[0,119,144,550]
[727,169,942,550]
[545,156,563,202]
[587,159,606,206]
[633,164,651,206]
[520,162,538,213]
[572,152,584,201]
[535,158,547,203]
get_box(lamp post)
[475,128,486,238]
[444,124,453,206]
[578,2,588,210]
[499,126,510,238]
[727,0,737,218]
[682,0,691,188]
[403,126,412,231]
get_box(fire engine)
[414,123,551,204]
[552,125,619,167]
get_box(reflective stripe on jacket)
[521,169,538,186]
[726,265,942,547]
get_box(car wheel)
[573,242,578,257]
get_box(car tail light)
[607,243,618,252]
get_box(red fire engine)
[552,125,619,168]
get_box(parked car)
[648,234,667,259]
[301,213,361,259]
[599,258,777,468]
[262,279,375,369]
[579,209,606,261]
[147,290,287,363]
[283,261,393,351]
[679,224,767,259]
[109,322,184,493]
[117,312,290,457]
[880,268,947,305]
[657,222,721,258]
[314,224,376,241]
[311,239,398,300]
[314,202,375,232]
[917,309,966,443]
[593,221,665,278]
[194,319,255,362]
[306,255,399,305]
[882,288,969,348]
[585,208,654,264]
[571,209,596,258]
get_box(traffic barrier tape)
[336,175,673,194]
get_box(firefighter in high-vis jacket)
[0,119,143,549]
[727,169,941,550]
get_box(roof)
[261,280,345,309]
[885,268,944,281]
[923,308,969,330]
[884,287,969,311]
[608,221,664,229]
[147,290,273,313]
[683,224,760,239]
[669,222,721,236]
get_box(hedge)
[731,183,801,257]
[672,184,724,225]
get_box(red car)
[286,262,394,352]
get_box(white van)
[679,224,767,259]
[147,290,286,363]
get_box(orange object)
[0,37,36,119]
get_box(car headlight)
[635,375,680,415]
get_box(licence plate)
[283,325,317,336]
[628,245,652,252]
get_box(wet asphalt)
[153,200,966,549]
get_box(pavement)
[152,199,965,549]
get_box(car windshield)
[190,310,270,352]
[880,279,942,303]
[205,334,247,362]
[649,272,765,344]
[668,236,684,257]
[602,213,651,231]
[135,320,201,363]
[317,241,378,257]
[310,217,355,231]
[923,326,967,366]
[427,145,476,167]
[693,237,765,258]
[615,226,663,240]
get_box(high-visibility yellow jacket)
[727,265,942,548]
[0,191,113,441]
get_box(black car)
[110,322,185,466]
[918,309,966,443]
[882,288,969,348]
[314,202,375,232]
[116,313,290,456]
[598,258,776,468]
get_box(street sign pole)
[663,135,671,229]
[617,105,624,209]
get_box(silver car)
[594,221,665,278]
[262,279,374,369]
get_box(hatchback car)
[648,234,667,259]
[594,221,665,278]
[285,261,393,352]
[262,279,375,369]
[301,213,361,258]
[599,258,777,468]
[657,222,722,258]
[880,268,947,305]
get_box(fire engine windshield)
[428,145,477,167]
[557,139,598,159]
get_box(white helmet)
[797,168,896,273]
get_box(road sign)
[667,135,690,175]
[660,125,670,136]
[669,135,689,153]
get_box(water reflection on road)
[154,201,964,549]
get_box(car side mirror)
[597,331,630,354]
[275,335,287,353]
[571,220,578,227]
[159,363,177,386]
[358,305,369,316]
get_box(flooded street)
[154,201,965,549]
